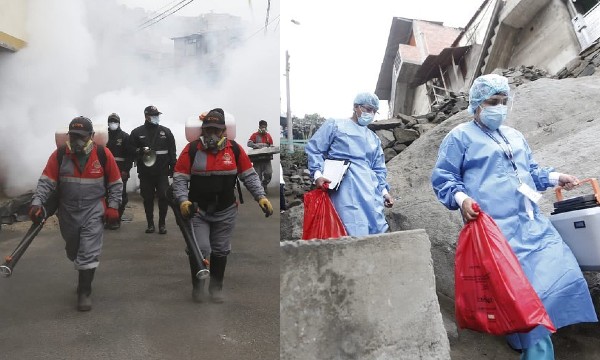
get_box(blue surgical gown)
[306,118,389,236]
[431,121,597,349]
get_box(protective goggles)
[358,105,377,114]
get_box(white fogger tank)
[55,122,109,148]
[185,110,236,142]
[549,178,600,271]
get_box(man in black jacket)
[106,113,134,229]
[129,105,177,235]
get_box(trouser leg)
[254,163,264,183]
[262,161,273,188]
[207,205,237,303]
[156,176,169,227]
[280,184,286,210]
[119,178,128,219]
[139,177,156,227]
[520,335,554,360]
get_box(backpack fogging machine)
[166,185,209,279]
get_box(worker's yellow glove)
[258,197,273,218]
[180,200,193,219]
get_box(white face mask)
[357,112,375,126]
[108,123,119,131]
[150,115,160,125]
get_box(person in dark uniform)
[106,113,134,229]
[129,105,176,235]
[173,108,273,303]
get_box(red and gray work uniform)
[172,140,264,258]
[31,145,123,270]
[247,132,274,187]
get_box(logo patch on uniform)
[117,139,122,145]
[222,153,233,165]
[90,160,102,174]
[160,131,165,136]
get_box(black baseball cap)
[202,108,226,129]
[108,113,120,122]
[68,116,94,136]
[144,105,162,116]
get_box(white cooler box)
[549,179,600,271]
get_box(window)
[573,0,600,15]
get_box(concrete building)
[375,19,460,118]
[171,13,242,77]
[0,0,27,52]
[377,0,600,118]
[0,0,28,194]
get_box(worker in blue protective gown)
[431,74,597,359]
[305,92,394,236]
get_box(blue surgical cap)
[468,74,510,114]
[354,92,380,111]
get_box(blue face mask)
[479,104,507,131]
[357,112,374,126]
[150,115,160,125]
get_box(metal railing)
[280,139,309,150]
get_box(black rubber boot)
[188,253,206,303]
[208,255,227,303]
[77,268,95,311]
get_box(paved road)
[0,189,280,360]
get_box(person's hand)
[104,207,120,225]
[180,201,193,219]
[384,194,394,208]
[257,143,267,149]
[461,198,480,222]
[315,177,331,189]
[558,174,580,190]
[28,205,44,223]
[258,197,273,217]
[120,170,130,180]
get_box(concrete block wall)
[280,230,451,360]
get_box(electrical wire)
[138,0,189,28]
[139,0,183,25]
[138,0,197,30]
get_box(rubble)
[555,40,600,79]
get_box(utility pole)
[286,50,294,152]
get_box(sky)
[280,0,485,120]
[0,0,279,196]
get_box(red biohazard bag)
[302,187,348,240]
[454,203,556,335]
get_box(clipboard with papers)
[322,159,350,191]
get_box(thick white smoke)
[0,0,279,196]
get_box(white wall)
[411,83,431,116]
[584,2,600,45]
[0,0,27,41]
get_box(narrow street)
[0,189,280,360]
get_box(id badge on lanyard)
[518,183,541,220]
[476,122,541,220]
